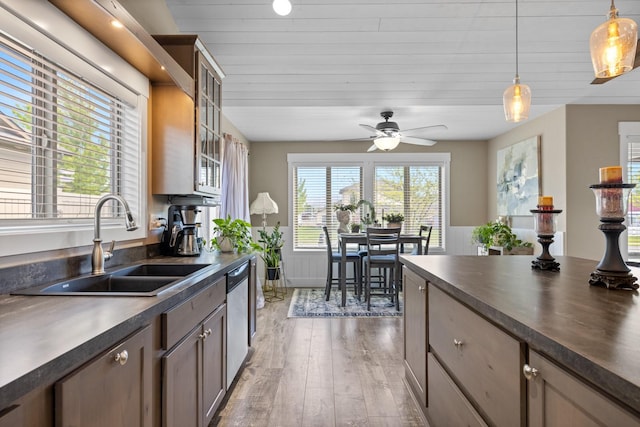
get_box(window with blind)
[288,153,449,251]
[0,32,140,223]
[621,122,640,262]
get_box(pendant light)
[273,0,292,16]
[590,0,638,79]
[503,0,531,123]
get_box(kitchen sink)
[13,263,213,296]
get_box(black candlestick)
[589,183,638,290]
[530,209,562,271]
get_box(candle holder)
[530,208,562,271]
[588,183,638,290]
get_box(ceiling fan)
[359,111,447,152]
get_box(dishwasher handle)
[227,262,249,290]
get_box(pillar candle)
[599,166,623,184]
[538,196,553,207]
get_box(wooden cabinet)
[151,35,224,198]
[402,266,428,410]
[526,350,640,427]
[162,276,226,427]
[55,325,153,427]
[428,284,525,426]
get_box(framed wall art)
[496,135,540,216]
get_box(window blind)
[0,32,140,222]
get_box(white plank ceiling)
[132,0,640,143]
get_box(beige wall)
[565,105,640,260]
[248,139,488,227]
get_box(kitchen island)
[0,251,256,426]
[401,255,640,426]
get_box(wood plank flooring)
[211,290,426,426]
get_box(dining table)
[337,232,425,307]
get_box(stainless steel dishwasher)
[226,262,249,388]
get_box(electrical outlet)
[148,214,164,230]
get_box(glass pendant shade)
[272,0,292,16]
[590,2,638,78]
[373,136,401,151]
[503,76,531,123]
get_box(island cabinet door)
[55,325,153,427]
[403,266,428,410]
[428,284,525,427]
[527,350,640,427]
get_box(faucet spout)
[92,194,138,275]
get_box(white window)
[288,153,450,252]
[0,3,148,256]
[620,122,640,262]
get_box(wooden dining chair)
[411,225,433,255]
[322,226,360,301]
[362,227,401,311]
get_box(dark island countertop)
[0,252,253,410]
[400,255,640,415]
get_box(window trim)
[287,152,451,252]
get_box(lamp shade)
[503,76,531,123]
[590,2,638,78]
[250,192,279,215]
[373,136,401,151]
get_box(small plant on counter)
[210,215,256,253]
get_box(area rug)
[287,288,403,318]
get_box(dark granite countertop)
[0,252,253,410]
[400,255,640,415]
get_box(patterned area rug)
[287,287,403,318]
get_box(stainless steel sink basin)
[13,263,212,296]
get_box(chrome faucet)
[92,194,138,275]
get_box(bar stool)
[322,226,360,301]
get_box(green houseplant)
[383,213,405,228]
[256,223,284,279]
[471,221,533,252]
[210,215,255,253]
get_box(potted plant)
[471,221,533,254]
[383,213,405,229]
[210,215,255,253]
[256,223,284,279]
[334,203,357,233]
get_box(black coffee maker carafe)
[161,205,201,256]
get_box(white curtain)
[221,133,250,221]
[220,133,265,308]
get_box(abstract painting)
[497,136,540,215]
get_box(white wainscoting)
[252,226,564,288]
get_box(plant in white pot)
[210,215,255,253]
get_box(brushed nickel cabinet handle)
[418,285,426,292]
[523,364,539,380]
[453,338,464,348]
[205,328,212,337]
[114,350,128,366]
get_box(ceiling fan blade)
[400,136,437,146]
[401,124,448,134]
[367,144,378,152]
[591,40,640,84]
[359,124,385,137]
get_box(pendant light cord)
[515,0,519,77]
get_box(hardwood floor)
[212,290,426,426]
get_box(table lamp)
[250,192,279,228]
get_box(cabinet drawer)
[427,353,487,427]
[163,276,225,349]
[429,285,524,426]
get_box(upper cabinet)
[151,35,225,200]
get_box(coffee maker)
[162,205,201,256]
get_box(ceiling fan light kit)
[272,0,292,16]
[373,136,401,151]
[590,0,638,78]
[503,0,531,123]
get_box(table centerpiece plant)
[383,213,405,229]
